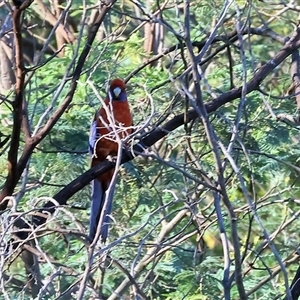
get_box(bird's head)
[108,78,127,102]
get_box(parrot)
[88,78,133,242]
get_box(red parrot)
[89,78,133,242]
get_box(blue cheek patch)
[119,91,127,102]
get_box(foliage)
[1,0,300,299]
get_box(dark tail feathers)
[89,179,114,242]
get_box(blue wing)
[89,120,97,155]
[89,180,115,242]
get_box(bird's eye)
[113,87,122,97]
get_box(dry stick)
[290,48,300,111]
[25,0,74,75]
[106,209,188,300]
[56,205,189,299]
[109,257,149,300]
[226,11,294,297]
[278,46,300,124]
[213,192,231,300]
[244,254,300,299]
[183,0,246,299]
[218,141,293,299]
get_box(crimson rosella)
[89,78,133,242]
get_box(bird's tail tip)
[89,179,114,243]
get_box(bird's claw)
[106,155,117,162]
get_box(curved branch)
[125,27,287,83]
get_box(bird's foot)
[106,155,117,162]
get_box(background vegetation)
[1,0,300,299]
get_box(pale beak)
[113,87,121,98]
